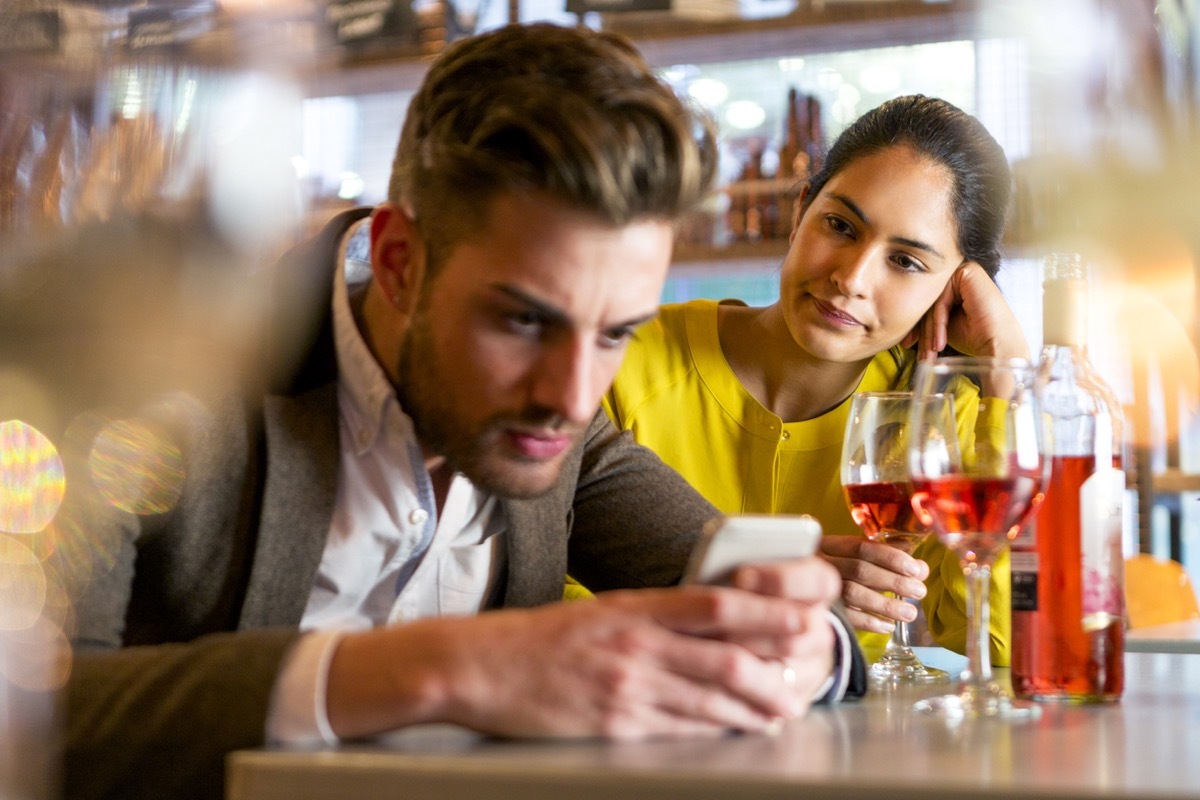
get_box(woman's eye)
[826,215,854,237]
[894,254,927,273]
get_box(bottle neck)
[1042,276,1088,348]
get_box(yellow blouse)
[603,298,1010,664]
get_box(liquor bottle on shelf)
[724,152,749,243]
[804,93,825,174]
[777,87,802,231]
[1011,252,1126,703]
[742,143,764,242]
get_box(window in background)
[300,96,359,202]
[662,262,781,306]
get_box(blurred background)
[1,0,1198,795]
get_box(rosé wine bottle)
[1011,253,1125,703]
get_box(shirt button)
[408,508,429,526]
[781,430,790,440]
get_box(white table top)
[227,650,1200,800]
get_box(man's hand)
[817,534,928,635]
[325,577,838,741]
[723,555,842,702]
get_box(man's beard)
[394,309,580,499]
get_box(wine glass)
[907,357,1049,720]
[841,391,952,685]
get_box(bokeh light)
[687,77,730,108]
[89,418,185,515]
[0,616,72,691]
[0,535,47,631]
[0,420,65,535]
[41,513,100,602]
[724,100,767,131]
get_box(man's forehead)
[486,281,660,329]
[430,196,673,323]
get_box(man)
[64,23,865,800]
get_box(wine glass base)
[869,660,951,686]
[913,682,1042,721]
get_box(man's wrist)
[326,621,457,739]
[813,610,853,704]
[267,630,345,745]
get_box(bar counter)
[227,651,1200,800]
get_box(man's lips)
[505,429,575,459]
[810,296,863,327]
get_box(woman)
[604,95,1028,662]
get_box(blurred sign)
[0,12,61,55]
[324,0,421,48]
[565,0,671,13]
[127,7,215,50]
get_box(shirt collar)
[332,218,407,455]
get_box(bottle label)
[1081,467,1125,631]
[1011,550,1039,611]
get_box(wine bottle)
[1011,252,1125,703]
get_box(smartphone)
[682,514,823,586]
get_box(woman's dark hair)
[800,94,1012,279]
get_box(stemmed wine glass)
[907,357,1049,719]
[841,391,953,686]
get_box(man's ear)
[370,202,425,314]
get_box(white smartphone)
[682,514,823,586]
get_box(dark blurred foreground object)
[1,3,311,798]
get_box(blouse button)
[408,508,430,526]
[781,430,790,440]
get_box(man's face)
[395,192,673,498]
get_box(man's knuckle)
[846,560,872,583]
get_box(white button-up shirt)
[269,221,505,741]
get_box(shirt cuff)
[266,629,347,745]
[812,609,853,704]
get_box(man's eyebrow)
[828,192,945,260]
[493,285,569,325]
[492,284,659,330]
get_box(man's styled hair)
[387,23,719,270]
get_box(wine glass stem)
[961,563,994,687]
[888,610,913,654]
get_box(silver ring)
[780,661,797,689]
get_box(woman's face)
[779,145,963,365]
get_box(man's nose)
[530,336,600,427]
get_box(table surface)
[227,650,1200,800]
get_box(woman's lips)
[810,296,863,327]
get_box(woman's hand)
[908,262,1030,362]
[817,535,928,635]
